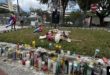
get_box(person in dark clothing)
[11,13,16,30]
[6,14,14,28]
[20,15,24,28]
[52,9,60,28]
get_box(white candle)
[22,52,26,58]
[48,58,51,71]
[102,68,106,75]
[67,51,70,55]
[26,53,30,60]
[53,62,57,74]
[61,50,64,54]
[0,48,2,56]
[38,58,42,71]
[26,60,30,68]
[68,62,72,75]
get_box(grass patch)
[0,27,110,58]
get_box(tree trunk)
[62,8,65,25]
[89,16,92,27]
[99,17,105,27]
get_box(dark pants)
[20,20,24,28]
[11,22,16,30]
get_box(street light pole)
[17,0,20,22]
[17,0,20,15]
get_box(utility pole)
[17,0,20,16]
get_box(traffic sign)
[91,4,97,12]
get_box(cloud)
[12,0,48,11]
[12,0,79,12]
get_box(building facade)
[7,0,13,11]
[0,0,13,13]
[0,0,8,10]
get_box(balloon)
[55,44,59,48]
[58,45,62,49]
[55,44,62,51]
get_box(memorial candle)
[32,40,36,48]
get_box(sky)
[0,0,7,3]
[12,0,48,12]
[12,0,80,12]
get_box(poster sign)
[91,4,97,12]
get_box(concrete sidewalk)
[0,26,28,33]
[0,69,7,75]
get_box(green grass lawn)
[0,27,110,58]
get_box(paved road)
[0,69,7,75]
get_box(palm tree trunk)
[99,17,105,27]
[62,8,65,24]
